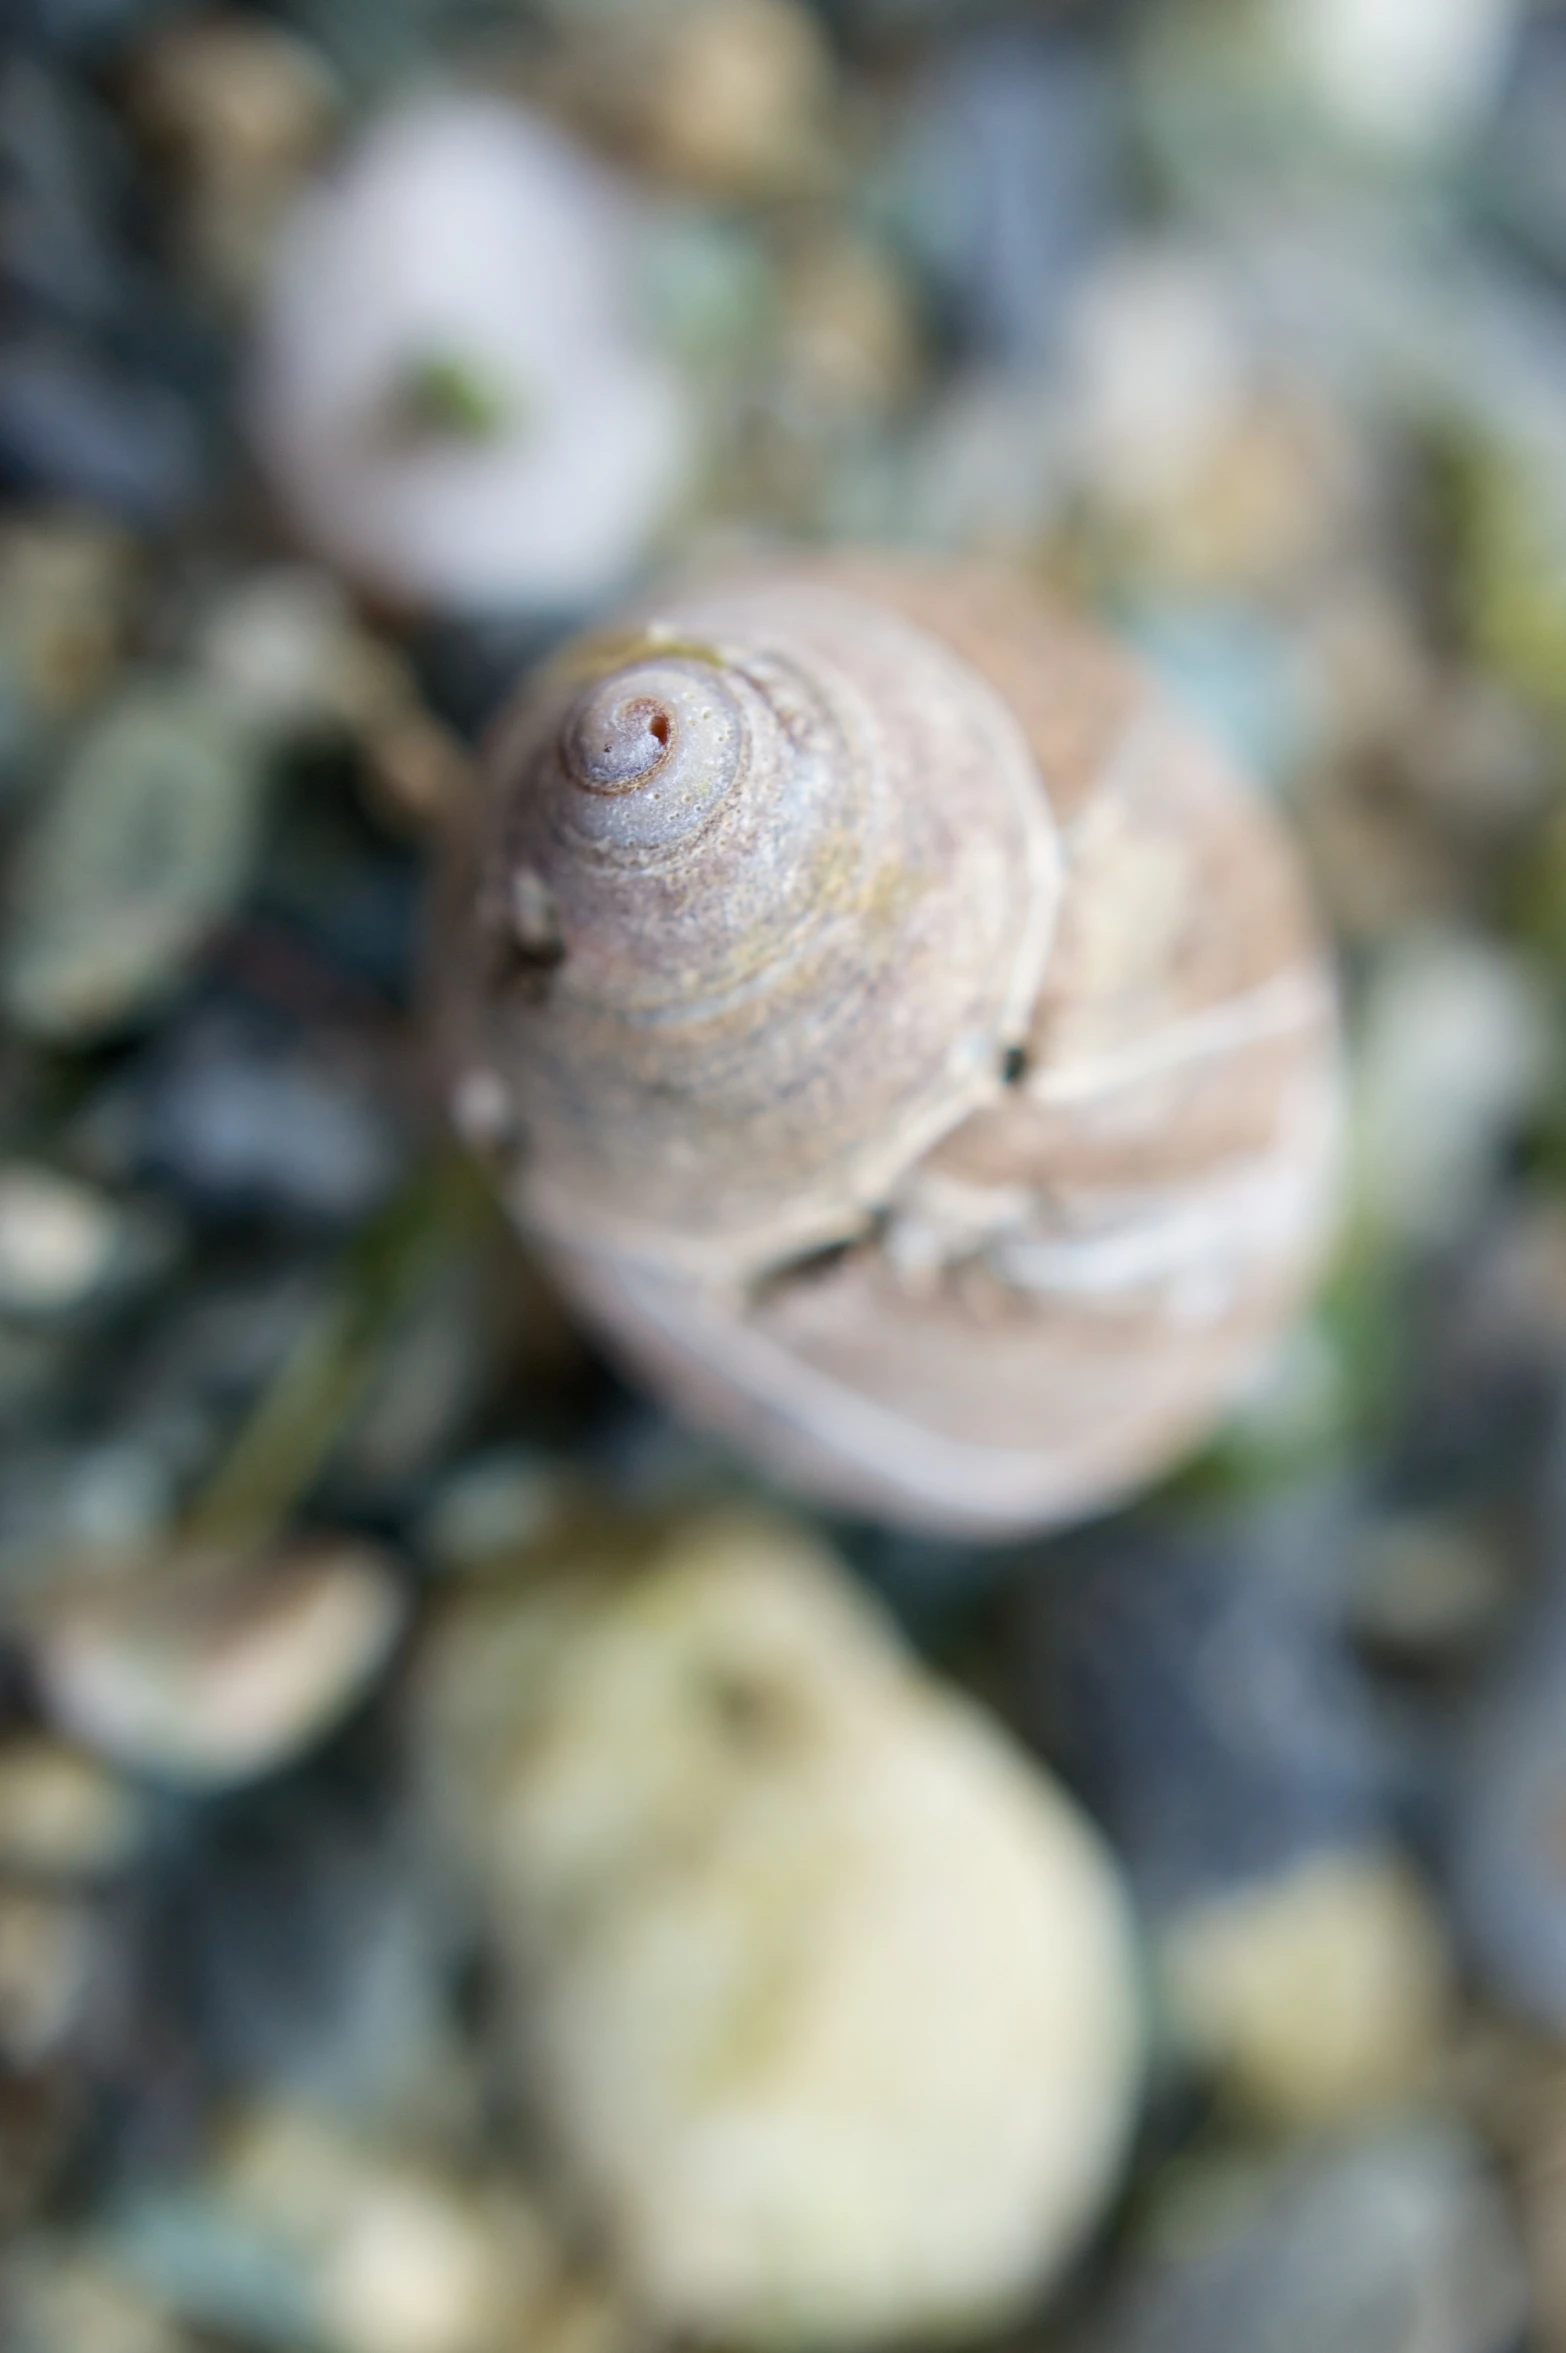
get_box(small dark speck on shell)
[566,684,676,794]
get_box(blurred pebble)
[889,28,1117,364]
[103,1008,405,1225]
[0,53,126,328]
[1293,590,1477,940]
[191,566,365,727]
[546,0,834,197]
[108,2101,620,2353]
[826,0,990,34]
[1062,244,1251,519]
[889,364,1069,555]
[0,511,133,745]
[1439,1195,1566,1384]
[93,1257,332,1472]
[1304,572,1434,764]
[0,1440,173,1599]
[30,1537,407,1789]
[250,95,692,612]
[1403,670,1550,838]
[317,2175,556,2353]
[0,1885,99,2066]
[1300,594,1550,934]
[1479,18,1566,278]
[163,1775,466,2127]
[419,1509,1144,2347]
[1473,2033,1566,2352]
[0,1737,143,1878]
[1061,243,1358,594]
[1428,429,1566,734]
[1350,1508,1516,1667]
[343,698,475,834]
[1159,1845,1450,2127]
[1119,601,1314,786]
[0,1164,121,1319]
[0,333,206,523]
[0,2074,86,2240]
[5,2245,193,2353]
[1449,1545,1566,2037]
[1087,2126,1525,2353]
[1014,1502,1400,1913]
[1353,930,1552,1252]
[774,233,921,427]
[1,679,269,1044]
[240,768,423,1001]
[643,208,774,389]
[12,0,172,56]
[127,14,336,302]
[1268,0,1522,157]
[192,564,471,823]
[258,0,458,93]
[415,1446,574,1574]
[0,1326,79,1440]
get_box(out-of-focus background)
[3,0,1566,2346]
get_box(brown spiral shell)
[434,557,1340,1535]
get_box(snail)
[435,556,1340,1534]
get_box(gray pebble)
[0,1440,172,1602]
[4,2243,194,2353]
[1479,20,1566,277]
[0,56,125,327]
[0,1885,102,2068]
[0,334,206,522]
[1013,1494,1404,1913]
[1088,2126,1525,2353]
[888,28,1120,363]
[157,1774,462,2126]
[111,1009,405,1225]
[2,679,268,1043]
[1449,1570,1566,2034]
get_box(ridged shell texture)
[436,559,1340,1534]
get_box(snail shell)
[435,557,1339,1535]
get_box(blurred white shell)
[418,1511,1144,2346]
[31,1538,406,1789]
[250,96,691,611]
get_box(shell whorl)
[438,557,1340,1536]
[554,659,745,858]
[459,575,1060,1279]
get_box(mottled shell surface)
[436,558,1339,1535]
